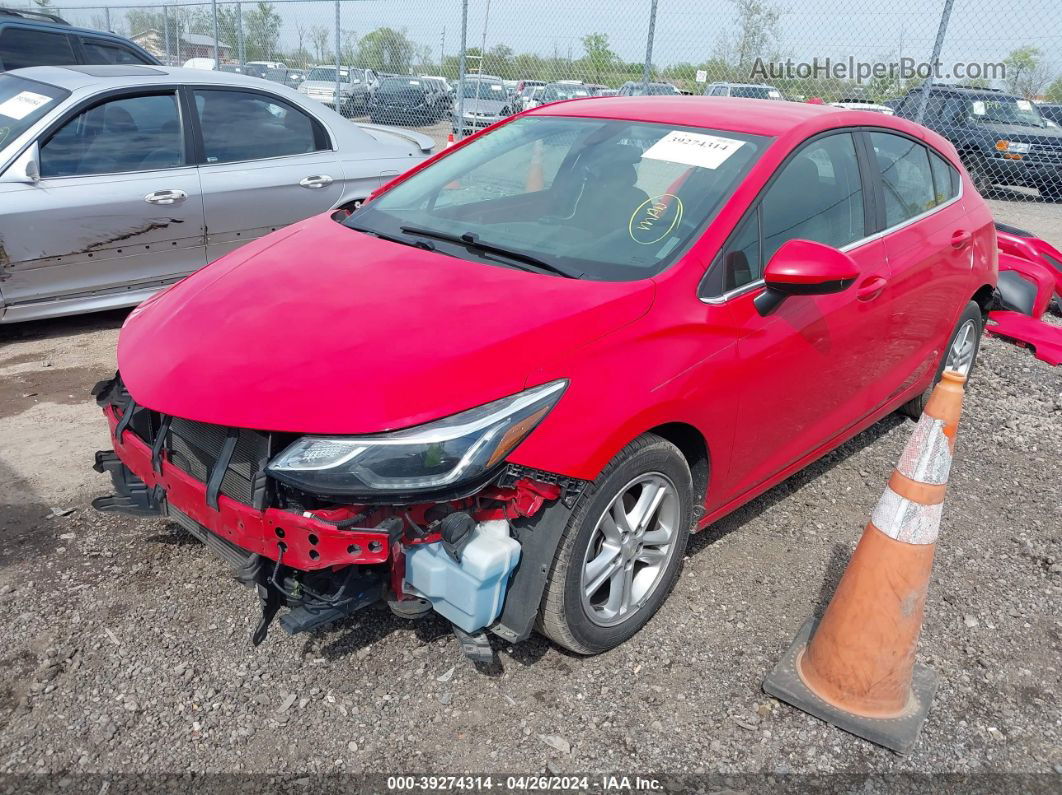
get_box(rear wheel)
[901,300,983,418]
[538,434,692,654]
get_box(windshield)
[545,84,590,101]
[379,78,425,93]
[969,97,1046,127]
[347,116,767,281]
[730,86,781,100]
[461,80,506,99]
[306,67,349,82]
[0,75,67,151]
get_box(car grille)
[1028,142,1062,165]
[167,418,270,506]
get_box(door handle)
[856,274,888,301]
[951,229,972,249]
[144,189,187,205]
[299,175,334,189]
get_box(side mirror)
[754,239,859,316]
[1,142,41,185]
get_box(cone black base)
[762,617,939,754]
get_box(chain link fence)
[26,0,1062,201]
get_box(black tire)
[900,300,983,418]
[962,154,995,195]
[1041,183,1062,202]
[537,434,692,655]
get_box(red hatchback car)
[93,97,996,656]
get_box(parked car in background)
[265,66,305,90]
[298,65,376,116]
[586,84,616,97]
[894,84,1062,200]
[370,75,440,125]
[92,97,995,656]
[236,62,268,79]
[617,80,681,96]
[1036,103,1062,127]
[420,75,452,116]
[0,64,434,323]
[534,81,592,107]
[0,6,158,71]
[704,82,783,100]
[831,97,894,114]
[515,79,545,110]
[452,76,512,136]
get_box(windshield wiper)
[347,224,435,251]
[399,226,580,278]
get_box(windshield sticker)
[643,131,745,170]
[629,193,684,245]
[768,89,781,98]
[971,100,986,116]
[491,84,503,91]
[0,91,50,120]
[1016,99,1032,111]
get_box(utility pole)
[916,0,955,124]
[334,0,342,115]
[642,0,658,89]
[163,6,170,65]
[440,27,445,71]
[237,2,245,65]
[456,0,468,139]
[211,0,220,66]
[104,7,111,32]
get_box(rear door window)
[193,89,325,163]
[0,27,77,70]
[80,39,149,65]
[869,131,936,227]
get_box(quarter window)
[928,150,960,205]
[193,89,325,163]
[40,93,184,177]
[706,133,866,296]
[869,131,936,227]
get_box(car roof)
[530,95,905,137]
[3,64,294,91]
[914,84,1020,100]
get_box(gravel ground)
[1,309,1059,786]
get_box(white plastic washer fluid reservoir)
[403,519,521,633]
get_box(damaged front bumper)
[92,375,583,654]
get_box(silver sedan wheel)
[580,472,681,628]
[945,318,979,376]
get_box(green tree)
[1004,46,1050,98]
[579,33,617,84]
[244,2,281,63]
[1045,76,1062,102]
[721,0,780,74]
[357,27,415,74]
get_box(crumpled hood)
[119,214,654,434]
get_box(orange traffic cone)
[445,132,455,148]
[525,139,544,192]
[763,371,966,753]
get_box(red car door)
[699,131,895,505]
[866,131,976,398]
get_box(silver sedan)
[0,65,433,323]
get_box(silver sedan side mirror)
[1,142,41,185]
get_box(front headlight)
[267,380,567,497]
[995,140,1031,154]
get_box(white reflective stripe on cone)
[896,415,953,486]
[871,487,944,545]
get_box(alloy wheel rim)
[945,319,978,376]
[580,472,680,628]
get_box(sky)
[45,0,1062,80]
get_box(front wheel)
[901,300,983,418]
[538,434,692,654]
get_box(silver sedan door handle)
[299,174,334,189]
[144,189,188,205]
